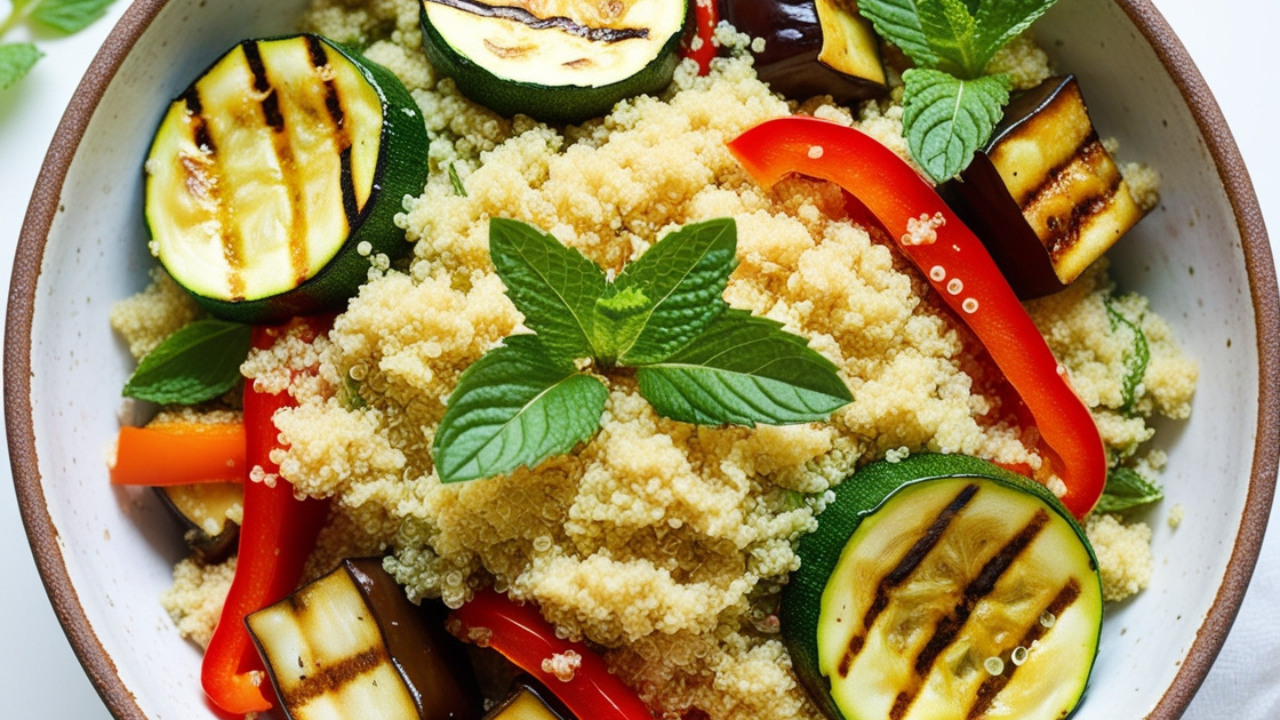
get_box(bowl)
[6,0,1277,719]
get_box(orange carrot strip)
[110,421,246,486]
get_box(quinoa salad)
[109,1,1199,718]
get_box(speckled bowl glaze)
[6,0,1276,719]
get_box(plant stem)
[0,0,41,39]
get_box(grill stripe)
[888,508,1052,720]
[307,35,359,223]
[1022,135,1123,257]
[838,483,980,678]
[278,646,391,707]
[426,0,650,43]
[179,84,247,299]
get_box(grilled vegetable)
[158,482,243,563]
[943,75,1149,298]
[781,454,1102,720]
[419,0,686,123]
[144,34,429,323]
[482,679,573,720]
[247,557,481,720]
[721,0,887,102]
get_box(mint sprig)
[1096,466,1162,513]
[122,319,252,405]
[637,310,853,426]
[433,334,609,483]
[433,218,853,483]
[857,0,1058,182]
[1105,298,1150,416]
[902,69,1010,182]
[0,0,119,91]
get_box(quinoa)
[115,3,1199,718]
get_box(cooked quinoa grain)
[108,5,1199,719]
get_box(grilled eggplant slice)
[943,75,1149,298]
[782,454,1102,720]
[722,0,887,102]
[482,679,574,720]
[419,0,686,123]
[247,558,481,720]
[158,482,244,563]
[144,34,429,323]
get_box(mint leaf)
[636,310,851,426]
[903,68,1010,182]
[1105,299,1150,416]
[30,0,118,34]
[609,218,737,365]
[0,43,42,91]
[1095,466,1162,513]
[858,0,1057,78]
[973,0,1058,70]
[488,218,607,360]
[448,163,467,196]
[122,319,252,404]
[855,0,942,70]
[917,0,983,77]
[434,334,608,483]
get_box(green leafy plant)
[1096,466,1162,513]
[1105,297,1150,416]
[1,0,118,91]
[857,0,1058,182]
[122,319,252,404]
[433,218,853,483]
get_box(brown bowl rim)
[4,1,1276,719]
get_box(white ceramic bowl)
[6,1,1277,719]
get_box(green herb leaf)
[0,43,42,91]
[1105,298,1150,416]
[1095,466,1163,513]
[448,163,467,196]
[122,319,252,405]
[972,0,1059,69]
[30,0,118,34]
[858,0,1057,78]
[855,0,942,71]
[636,310,852,426]
[609,218,737,365]
[903,68,1010,182]
[488,218,607,360]
[434,334,608,483]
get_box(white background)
[0,1,1276,718]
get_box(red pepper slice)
[726,117,1106,518]
[682,0,718,75]
[450,588,654,720]
[200,322,331,714]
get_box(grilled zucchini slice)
[419,0,686,123]
[782,454,1102,720]
[247,558,481,720]
[144,35,429,323]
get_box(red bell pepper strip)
[726,116,1106,518]
[682,0,718,75]
[450,588,655,720]
[200,323,331,715]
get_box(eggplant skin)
[944,76,1149,298]
[722,0,887,103]
[247,558,481,720]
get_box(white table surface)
[1,1,1276,718]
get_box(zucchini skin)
[781,454,1102,720]
[418,1,684,124]
[145,35,429,324]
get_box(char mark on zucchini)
[425,0,649,43]
[968,578,1084,719]
[145,34,430,323]
[862,482,980,633]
